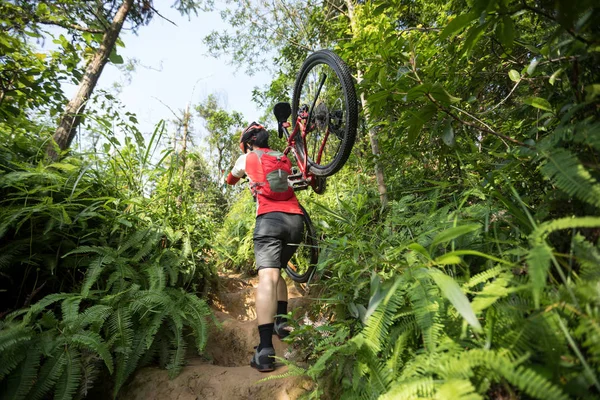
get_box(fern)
[407,273,443,352]
[81,254,114,297]
[27,350,66,400]
[70,332,113,374]
[165,318,185,379]
[526,243,552,308]
[539,148,600,208]
[434,379,482,400]
[53,348,81,400]
[380,377,436,399]
[3,345,41,400]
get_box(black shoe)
[273,320,292,339]
[250,346,275,372]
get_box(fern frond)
[470,272,512,313]
[81,254,114,297]
[407,273,443,352]
[53,348,82,400]
[463,265,506,289]
[61,296,82,322]
[78,305,112,331]
[526,243,552,308]
[361,280,404,353]
[435,379,482,400]
[26,293,75,321]
[133,230,161,261]
[572,234,600,281]
[70,332,113,374]
[380,377,436,400]
[118,228,150,254]
[0,343,27,380]
[146,262,166,291]
[0,325,33,353]
[3,344,41,400]
[257,360,308,382]
[27,351,66,400]
[540,148,600,208]
[181,292,211,352]
[166,319,185,379]
[62,246,112,257]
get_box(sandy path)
[119,274,314,399]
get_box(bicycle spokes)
[297,62,349,170]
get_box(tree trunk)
[345,0,389,209]
[49,0,134,159]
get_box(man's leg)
[256,268,280,345]
[275,275,288,332]
[251,267,280,371]
[277,274,288,302]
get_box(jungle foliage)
[211,0,600,398]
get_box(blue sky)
[61,5,273,137]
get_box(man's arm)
[226,173,241,185]
[226,154,247,185]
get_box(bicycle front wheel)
[292,50,358,177]
[285,205,318,283]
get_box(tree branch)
[38,19,105,33]
[149,5,178,27]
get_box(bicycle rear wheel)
[285,205,318,283]
[292,50,358,177]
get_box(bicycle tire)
[285,204,318,283]
[292,50,358,177]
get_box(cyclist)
[226,122,304,372]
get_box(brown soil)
[119,274,316,400]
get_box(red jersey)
[227,147,303,216]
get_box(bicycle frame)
[280,115,317,192]
[276,72,329,192]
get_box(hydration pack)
[251,149,294,200]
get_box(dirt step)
[120,362,312,400]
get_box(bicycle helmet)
[240,122,266,153]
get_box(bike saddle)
[273,102,291,123]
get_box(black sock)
[276,301,288,325]
[258,323,274,351]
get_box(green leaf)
[408,243,431,260]
[109,48,124,65]
[508,69,521,82]
[430,224,481,248]
[434,254,462,265]
[584,84,600,102]
[462,22,488,56]
[549,68,564,85]
[527,243,552,308]
[498,16,515,49]
[426,268,482,331]
[523,97,553,112]
[429,84,461,105]
[441,13,476,40]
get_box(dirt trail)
[119,274,314,400]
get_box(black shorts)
[253,212,304,270]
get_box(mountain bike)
[275,49,358,284]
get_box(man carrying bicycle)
[225,122,304,372]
